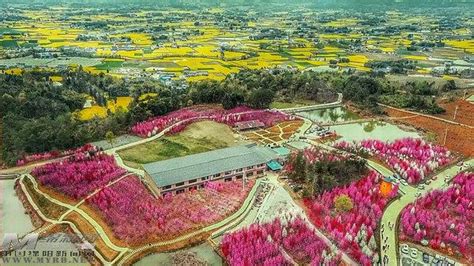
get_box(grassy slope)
[118,120,246,165]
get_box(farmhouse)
[143,144,283,196]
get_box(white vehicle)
[410,248,418,259]
[401,244,409,254]
[400,179,408,186]
[446,258,455,265]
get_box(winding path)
[17,175,122,265]
[278,93,343,113]
[22,174,130,254]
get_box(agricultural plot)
[77,96,132,120]
[385,108,474,157]
[243,120,304,145]
[437,99,474,127]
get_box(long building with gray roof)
[143,144,282,195]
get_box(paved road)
[279,93,343,113]
[379,159,474,266]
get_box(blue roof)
[272,147,291,156]
[267,160,283,171]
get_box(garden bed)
[243,120,303,145]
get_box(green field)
[95,61,124,70]
[118,120,246,165]
[0,28,21,34]
[0,40,19,48]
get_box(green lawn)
[118,121,245,165]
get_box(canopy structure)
[267,160,283,171]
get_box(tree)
[247,88,275,109]
[222,91,245,109]
[334,194,354,212]
[105,131,116,147]
[442,80,456,92]
[289,151,307,182]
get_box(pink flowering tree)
[86,178,255,246]
[31,151,126,199]
[221,216,341,266]
[334,138,452,184]
[17,144,97,166]
[303,171,398,265]
[400,171,474,262]
[130,105,293,137]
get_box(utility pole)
[453,105,459,121]
[443,126,448,146]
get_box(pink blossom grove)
[221,216,341,266]
[130,105,292,137]
[400,171,474,262]
[334,138,452,184]
[86,177,254,246]
[303,171,398,265]
[16,144,97,166]
[31,151,126,200]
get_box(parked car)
[422,252,430,263]
[400,179,408,186]
[410,248,418,259]
[431,258,440,266]
[401,244,409,254]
